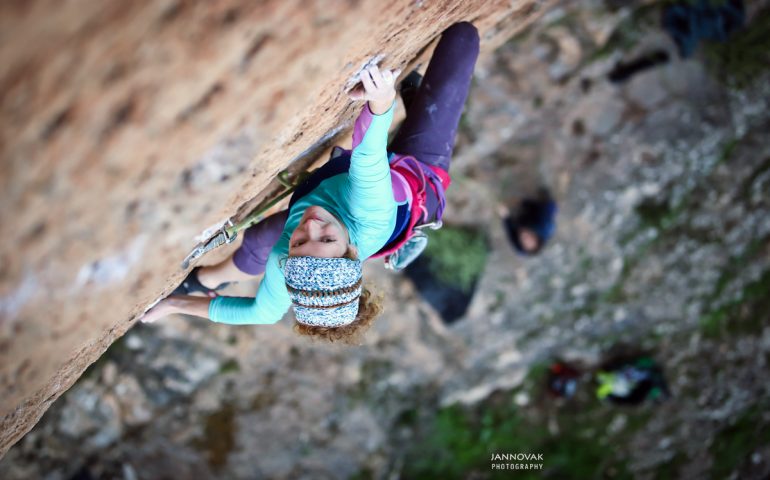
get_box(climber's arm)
[207,249,290,324]
[346,66,398,222]
[142,252,289,326]
[140,295,212,323]
[141,288,283,325]
[349,65,400,147]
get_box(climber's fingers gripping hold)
[359,68,376,97]
[349,65,401,112]
[363,65,400,103]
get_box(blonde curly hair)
[293,286,383,345]
[290,245,383,344]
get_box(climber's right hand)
[348,65,401,114]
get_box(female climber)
[141,22,481,343]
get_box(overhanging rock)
[0,0,547,456]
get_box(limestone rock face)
[0,0,544,456]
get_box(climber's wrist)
[166,295,212,318]
[369,96,395,115]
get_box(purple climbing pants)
[390,21,480,172]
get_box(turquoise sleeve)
[208,249,291,325]
[346,102,396,225]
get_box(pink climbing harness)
[373,154,451,270]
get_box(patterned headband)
[283,256,363,327]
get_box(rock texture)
[0,0,547,456]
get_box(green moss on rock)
[423,226,488,293]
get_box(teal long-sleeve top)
[208,103,397,325]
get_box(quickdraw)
[180,169,312,269]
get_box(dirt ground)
[1,1,769,479]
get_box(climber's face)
[289,206,350,258]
